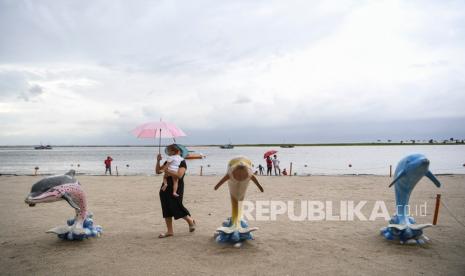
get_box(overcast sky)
[0,0,464,145]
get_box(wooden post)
[389,165,392,177]
[433,194,441,225]
[289,162,293,176]
[115,166,119,176]
[200,166,203,176]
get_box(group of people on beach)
[103,145,287,238]
[257,155,286,176]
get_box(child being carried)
[162,148,184,197]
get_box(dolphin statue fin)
[425,171,441,187]
[387,223,433,231]
[409,223,432,231]
[65,170,76,177]
[62,193,81,211]
[216,226,235,234]
[46,225,71,235]
[214,174,230,190]
[251,175,264,192]
[389,170,406,187]
[387,224,408,231]
[216,226,259,234]
[238,227,259,234]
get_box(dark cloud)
[0,71,43,102]
[18,84,44,101]
[233,95,251,104]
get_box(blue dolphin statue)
[381,154,441,244]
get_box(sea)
[1,145,464,176]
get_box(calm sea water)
[1,145,464,176]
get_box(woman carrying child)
[156,144,196,238]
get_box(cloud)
[0,1,464,144]
[18,84,44,101]
[0,70,44,102]
[233,95,252,104]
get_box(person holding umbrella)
[156,144,196,238]
[266,156,273,175]
[264,150,277,176]
[132,120,195,238]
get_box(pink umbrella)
[264,150,278,159]
[132,120,187,153]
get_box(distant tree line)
[375,138,465,144]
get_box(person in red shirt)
[266,156,273,176]
[104,156,113,175]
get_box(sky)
[0,0,464,145]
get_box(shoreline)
[1,143,465,148]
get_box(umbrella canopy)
[132,121,186,139]
[132,120,186,153]
[264,150,278,159]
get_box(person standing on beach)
[273,155,281,176]
[266,156,273,176]
[258,164,264,175]
[104,156,113,175]
[156,144,196,238]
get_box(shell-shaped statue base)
[47,213,103,241]
[215,217,257,245]
[380,215,432,245]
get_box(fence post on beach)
[200,166,203,176]
[433,194,441,225]
[289,162,293,176]
[116,166,119,176]
[389,165,392,177]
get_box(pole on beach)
[433,194,441,225]
[116,166,119,176]
[389,165,392,177]
[289,162,293,176]
[200,166,203,176]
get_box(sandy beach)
[1,174,464,275]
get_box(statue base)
[47,213,103,241]
[215,217,258,246]
[380,215,432,245]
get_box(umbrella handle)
[158,128,162,154]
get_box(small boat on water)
[280,145,295,148]
[220,144,234,149]
[34,145,52,150]
[185,151,205,160]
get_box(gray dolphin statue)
[381,154,441,244]
[25,170,102,240]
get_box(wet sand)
[0,175,464,275]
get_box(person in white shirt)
[272,155,281,176]
[162,147,184,197]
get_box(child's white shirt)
[167,155,183,171]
